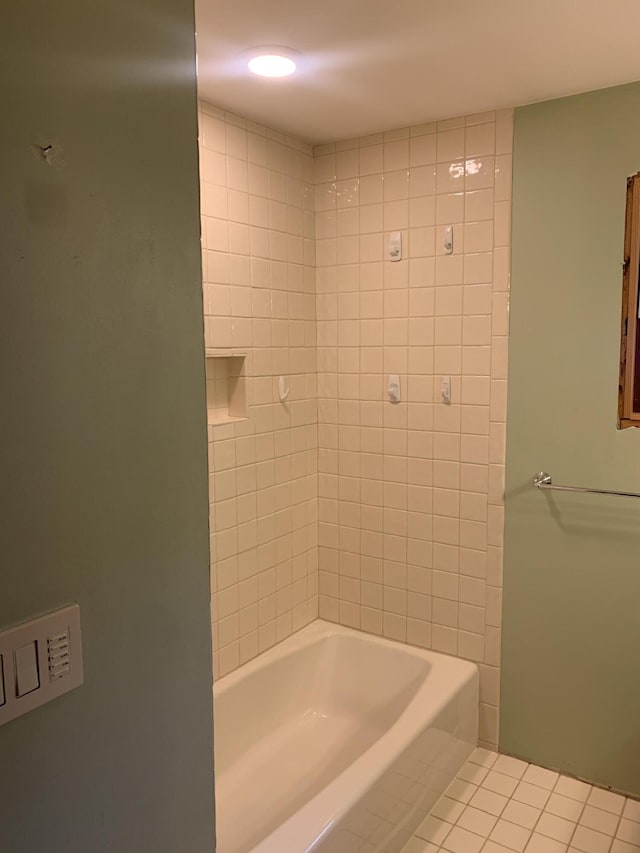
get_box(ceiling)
[195,0,640,144]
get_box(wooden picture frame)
[618,172,640,428]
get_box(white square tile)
[514,782,552,809]
[490,819,532,852]
[447,778,479,804]
[416,816,454,845]
[402,838,440,853]
[572,825,614,853]
[433,797,467,823]
[442,826,485,853]
[524,766,560,791]
[457,805,498,836]
[555,778,592,804]
[545,794,586,823]
[470,747,499,768]
[588,789,625,816]
[580,806,619,836]
[502,801,542,830]
[611,840,640,853]
[623,802,640,823]
[525,833,569,853]
[618,821,640,846]
[494,756,529,780]
[483,771,520,797]
[536,813,579,844]
[470,787,509,817]
[459,763,490,785]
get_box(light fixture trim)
[246,47,298,78]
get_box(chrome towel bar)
[533,471,640,500]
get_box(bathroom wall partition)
[503,81,640,796]
[1,3,216,849]
[199,101,513,747]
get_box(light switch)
[0,605,83,727]
[15,642,40,697]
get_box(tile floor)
[401,749,640,853]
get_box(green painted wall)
[502,82,640,796]
[0,3,216,851]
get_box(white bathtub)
[214,621,478,853]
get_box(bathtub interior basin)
[213,621,478,853]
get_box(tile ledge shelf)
[207,415,249,428]
[205,348,248,358]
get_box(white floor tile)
[525,832,569,853]
[502,800,543,830]
[580,806,619,836]
[555,778,592,804]
[490,819,533,852]
[401,838,439,853]
[402,755,637,853]
[587,789,625,816]
[457,805,498,836]
[611,841,640,853]
[459,763,490,785]
[494,756,529,780]
[545,794,586,823]
[572,825,614,853]
[434,797,467,824]
[514,782,552,809]
[415,815,453,845]
[484,843,518,853]
[623,802,640,824]
[484,771,520,797]
[442,826,485,853]
[447,778,479,804]
[524,766,560,791]
[470,747,499,768]
[618,820,640,846]
[470,787,509,816]
[536,813,578,844]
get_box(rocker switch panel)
[0,605,83,727]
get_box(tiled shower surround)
[199,102,513,747]
[314,113,512,747]
[199,102,319,680]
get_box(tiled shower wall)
[313,111,512,747]
[198,102,319,679]
[198,100,513,747]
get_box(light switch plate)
[0,605,83,727]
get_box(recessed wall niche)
[205,353,247,425]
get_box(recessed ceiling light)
[247,50,297,78]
